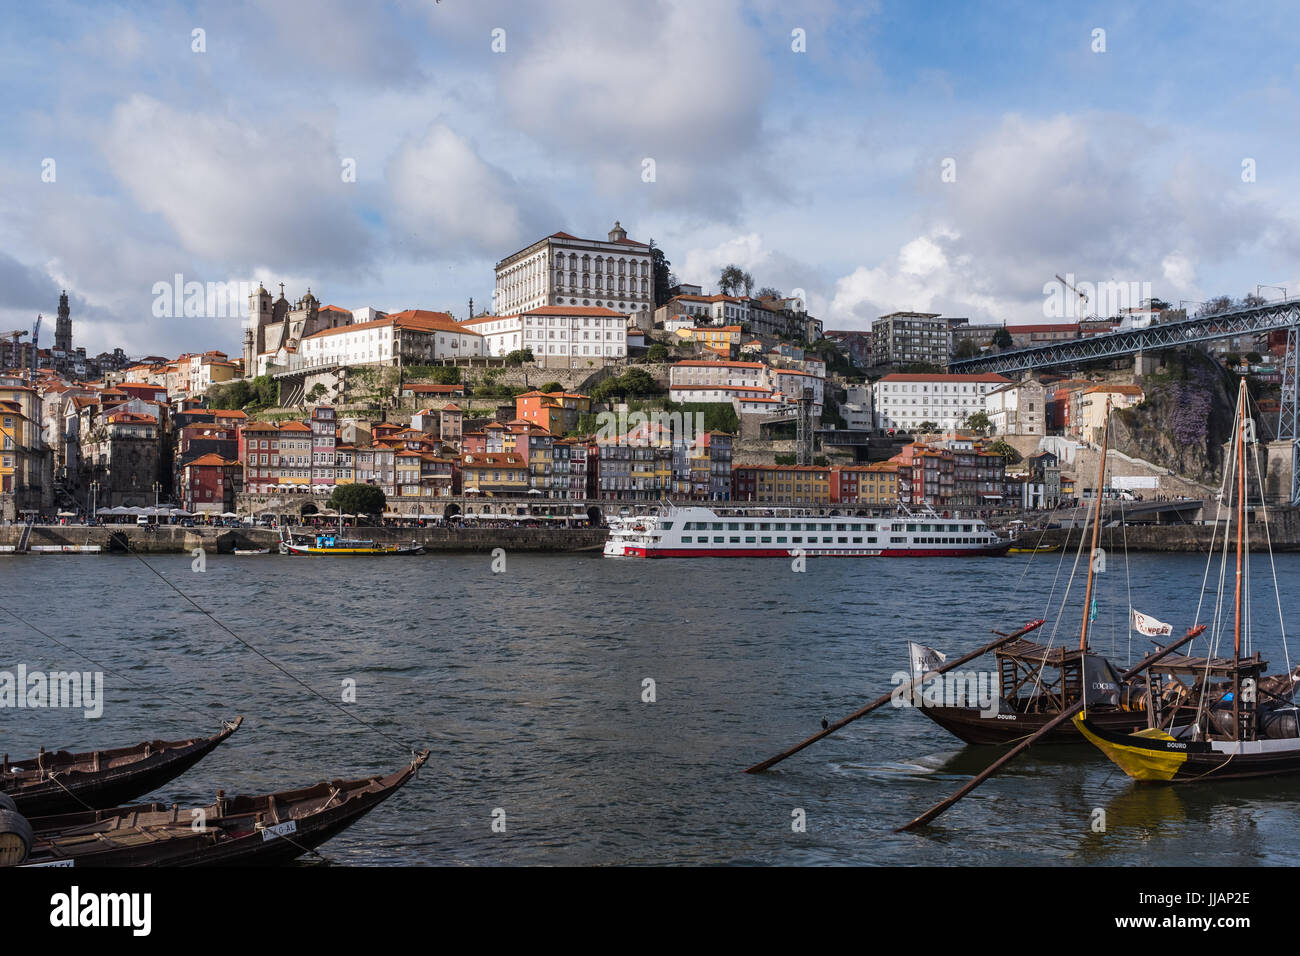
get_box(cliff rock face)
[1111,351,1236,485]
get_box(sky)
[2,0,1299,359]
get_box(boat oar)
[896,624,1206,832]
[743,618,1047,774]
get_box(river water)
[3,547,1299,865]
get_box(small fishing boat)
[13,750,429,867]
[1075,379,1300,782]
[278,519,424,556]
[1008,543,1060,554]
[233,547,270,555]
[2,718,243,816]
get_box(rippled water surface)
[4,548,1299,865]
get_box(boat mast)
[1232,378,1246,739]
[1077,401,1111,657]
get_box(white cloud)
[100,95,369,269]
[385,123,552,259]
[498,0,770,212]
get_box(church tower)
[608,221,628,242]
[245,281,272,377]
[55,290,71,353]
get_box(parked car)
[136,515,150,526]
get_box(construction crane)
[1054,273,1089,320]
[4,329,27,370]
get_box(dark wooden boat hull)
[22,751,428,866]
[920,705,1179,746]
[1075,715,1300,782]
[3,718,243,816]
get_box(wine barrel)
[0,809,33,866]
[0,793,18,813]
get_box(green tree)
[755,286,782,300]
[306,383,327,404]
[1224,353,1241,367]
[540,381,563,393]
[986,440,1022,465]
[916,420,940,434]
[775,453,796,465]
[504,348,534,366]
[676,402,740,434]
[646,343,669,363]
[649,240,673,308]
[1245,351,1263,365]
[953,338,981,359]
[247,375,278,407]
[427,366,462,384]
[966,410,992,435]
[328,483,386,517]
[208,379,252,409]
[992,327,1013,350]
[1195,295,1233,317]
[718,264,747,296]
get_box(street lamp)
[89,480,100,520]
[152,481,162,510]
[1257,284,1288,302]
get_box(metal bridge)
[948,297,1300,376]
[948,296,1300,505]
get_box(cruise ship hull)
[608,543,1011,558]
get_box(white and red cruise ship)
[602,504,1011,558]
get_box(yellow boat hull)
[1072,714,1188,781]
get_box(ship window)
[838,537,848,543]
[745,536,755,543]
[759,522,770,530]
[892,536,905,543]
[761,536,772,543]
[660,522,673,530]
[774,523,786,531]
[681,536,692,543]
[743,523,754,531]
[776,536,787,543]
[852,537,862,543]
[713,536,724,543]
[711,522,724,530]
[727,522,739,530]
[868,537,877,543]
[729,536,740,543]
[792,536,803,543]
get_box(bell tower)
[245,281,271,377]
[55,290,71,353]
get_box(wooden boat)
[233,547,270,555]
[1075,379,1300,782]
[908,630,1241,745]
[278,522,424,556]
[1008,543,1060,554]
[2,718,243,816]
[15,750,429,866]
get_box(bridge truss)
[948,298,1300,503]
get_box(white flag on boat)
[1131,609,1173,637]
[908,642,947,681]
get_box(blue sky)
[1,0,1297,358]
